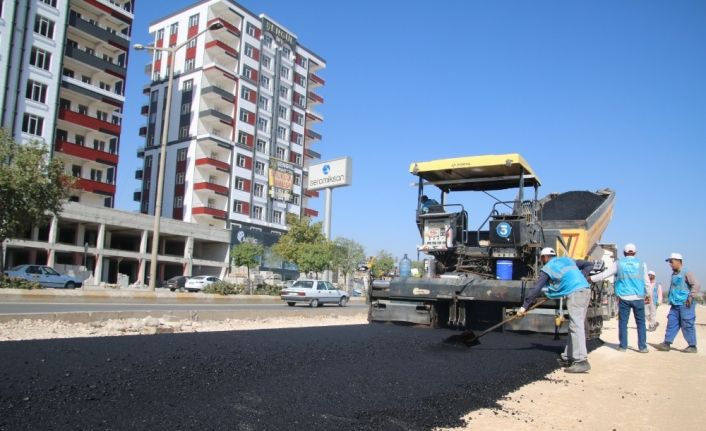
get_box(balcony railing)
[54,140,118,165]
[58,108,121,136]
[140,105,149,115]
[194,181,229,195]
[135,169,143,180]
[309,73,325,86]
[195,157,231,172]
[205,40,238,58]
[306,110,324,122]
[304,208,319,218]
[305,148,321,159]
[133,189,142,202]
[138,126,147,137]
[201,86,235,103]
[64,45,126,77]
[75,178,116,196]
[207,18,240,37]
[304,190,320,198]
[306,129,322,141]
[192,206,227,219]
[136,146,145,158]
[308,91,324,104]
[95,0,134,20]
[199,109,234,124]
[68,12,129,49]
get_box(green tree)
[370,250,396,279]
[273,214,333,279]
[0,129,73,271]
[231,240,264,294]
[331,237,365,289]
[297,241,334,279]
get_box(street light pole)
[135,22,224,291]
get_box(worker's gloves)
[645,296,652,305]
[517,307,527,317]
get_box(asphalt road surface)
[0,324,599,430]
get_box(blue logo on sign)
[322,164,330,175]
[496,222,512,239]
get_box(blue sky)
[119,0,706,285]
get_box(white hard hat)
[666,252,683,262]
[540,247,557,257]
[648,270,656,277]
[624,243,637,253]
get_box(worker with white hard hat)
[654,253,701,353]
[590,243,651,353]
[519,247,594,373]
[645,270,663,332]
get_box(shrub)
[0,276,43,290]
[254,283,282,296]
[203,281,244,296]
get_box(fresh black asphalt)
[0,324,599,430]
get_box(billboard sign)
[307,157,352,191]
[269,159,295,203]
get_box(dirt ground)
[441,304,706,431]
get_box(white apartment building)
[136,0,326,257]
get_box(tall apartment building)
[0,0,134,208]
[136,0,326,252]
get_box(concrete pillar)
[220,242,229,279]
[46,216,58,267]
[183,236,194,276]
[28,226,39,264]
[137,230,149,284]
[94,223,106,283]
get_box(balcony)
[308,91,324,104]
[306,129,322,141]
[133,189,142,202]
[208,18,240,40]
[203,65,237,90]
[95,0,134,21]
[54,140,118,166]
[305,148,321,160]
[75,178,116,196]
[143,83,151,95]
[304,190,320,198]
[61,76,125,104]
[64,45,126,78]
[309,73,325,87]
[192,206,227,219]
[205,40,238,59]
[137,146,145,158]
[140,105,149,115]
[58,108,121,136]
[138,126,147,137]
[306,110,324,123]
[194,181,229,196]
[68,12,129,50]
[195,157,231,172]
[199,109,233,124]
[135,169,143,180]
[304,208,319,218]
[202,86,235,104]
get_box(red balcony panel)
[176,159,187,172]
[304,208,319,218]
[192,206,227,219]
[233,201,249,215]
[306,112,323,122]
[58,109,121,136]
[245,134,254,148]
[204,65,237,82]
[194,181,229,195]
[76,178,116,195]
[242,179,251,192]
[169,33,178,46]
[304,190,320,198]
[254,27,261,39]
[244,156,253,170]
[55,140,118,165]
[252,48,260,61]
[156,38,163,48]
[310,74,325,86]
[206,40,238,58]
[187,25,198,38]
[174,184,185,196]
[308,91,324,104]
[195,157,231,172]
[295,54,305,66]
[173,208,184,220]
[289,152,301,164]
[154,59,161,72]
[186,46,196,59]
[208,18,240,37]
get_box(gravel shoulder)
[441,304,706,430]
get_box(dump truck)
[368,153,616,339]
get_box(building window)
[293,112,304,126]
[174,196,183,208]
[280,66,290,79]
[170,22,178,35]
[241,87,253,101]
[254,183,264,198]
[254,161,265,175]
[237,131,249,147]
[293,173,301,186]
[90,168,103,182]
[293,133,303,146]
[176,172,185,185]
[295,74,306,86]
[260,75,270,89]
[179,126,189,138]
[177,148,187,161]
[258,96,269,111]
[278,106,288,120]
[263,34,273,48]
[292,194,300,206]
[245,44,254,58]
[183,79,193,92]
[277,126,287,140]
[276,147,285,160]
[236,154,247,168]
[239,110,250,123]
[294,153,302,165]
[181,103,191,114]
[184,58,195,71]
[257,117,268,132]
[25,80,48,103]
[34,15,55,39]
[233,200,244,213]
[246,23,256,37]
[96,110,107,121]
[262,55,271,69]
[71,165,82,177]
[21,114,44,136]
[29,47,51,70]
[273,210,282,224]
[235,177,245,190]
[282,46,291,58]
[253,206,263,219]
[156,28,164,40]
[256,139,266,153]
[187,38,197,49]
[39,0,58,7]
[279,86,289,99]
[188,13,199,28]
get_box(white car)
[184,275,219,292]
[280,280,349,307]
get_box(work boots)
[653,342,671,352]
[564,360,591,373]
[683,346,698,353]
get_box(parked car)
[184,275,220,292]
[164,275,190,292]
[3,265,82,289]
[280,280,349,307]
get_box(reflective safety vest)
[668,269,691,306]
[614,257,646,298]
[541,256,590,299]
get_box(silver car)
[3,265,82,289]
[280,280,349,307]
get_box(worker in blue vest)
[519,247,594,373]
[590,243,650,353]
[654,253,701,353]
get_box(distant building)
[0,0,135,208]
[136,0,326,263]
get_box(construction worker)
[646,270,663,332]
[419,195,440,213]
[519,248,594,373]
[654,253,701,353]
[590,243,650,353]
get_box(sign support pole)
[323,187,332,281]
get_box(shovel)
[443,298,550,347]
